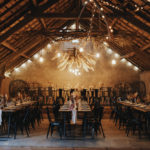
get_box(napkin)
[72,109,77,124]
[0,109,2,126]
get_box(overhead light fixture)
[72,39,79,43]
[21,63,26,68]
[121,58,126,62]
[53,47,96,72]
[114,53,120,58]
[27,59,32,63]
[134,66,139,71]
[112,59,116,65]
[4,72,10,77]
[127,62,132,66]
[106,48,113,54]
[39,57,44,63]
[79,47,84,52]
[70,24,76,29]
[33,53,39,59]
[57,53,61,57]
[41,48,46,54]
[47,44,51,49]
[103,41,108,46]
[14,68,20,72]
[95,53,100,58]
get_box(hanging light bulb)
[57,53,61,57]
[47,44,51,49]
[102,15,105,19]
[39,57,44,63]
[33,53,39,59]
[112,59,116,65]
[84,1,88,5]
[114,53,120,58]
[100,7,104,11]
[121,58,126,62]
[27,59,32,63]
[127,62,132,66]
[103,41,108,46]
[106,48,113,54]
[4,72,11,77]
[14,68,20,72]
[95,53,100,58]
[21,63,26,68]
[134,66,139,71]
[72,39,79,43]
[79,47,84,52]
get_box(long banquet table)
[117,100,150,113]
[59,101,91,137]
[1,101,37,138]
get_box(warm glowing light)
[103,41,108,46]
[79,47,84,52]
[47,44,51,49]
[69,68,81,76]
[100,7,104,11]
[33,53,39,59]
[106,36,109,40]
[27,59,32,63]
[4,72,10,77]
[121,58,126,62]
[57,53,61,57]
[70,24,76,29]
[41,48,46,54]
[114,53,120,58]
[110,29,113,33]
[39,57,44,63]
[90,0,93,2]
[21,63,26,68]
[14,68,20,72]
[95,53,100,58]
[109,26,112,29]
[84,1,88,5]
[102,15,105,19]
[72,39,79,43]
[134,66,139,71]
[107,48,113,54]
[127,62,132,66]
[112,59,116,65]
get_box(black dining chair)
[46,107,62,139]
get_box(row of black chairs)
[1,102,43,139]
[46,102,105,139]
[110,100,149,138]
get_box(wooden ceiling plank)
[105,6,150,35]
[0,0,59,44]
[0,35,41,67]
[7,39,49,71]
[0,0,22,18]
[141,43,150,51]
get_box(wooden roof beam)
[0,0,58,44]
[7,39,49,71]
[107,40,150,70]
[1,41,29,59]
[32,12,116,19]
[105,6,150,35]
[31,0,47,29]
[141,43,150,51]
[0,35,42,69]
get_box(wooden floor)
[0,147,150,150]
[0,119,150,149]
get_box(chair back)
[46,107,52,122]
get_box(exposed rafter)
[1,41,29,59]
[0,0,58,43]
